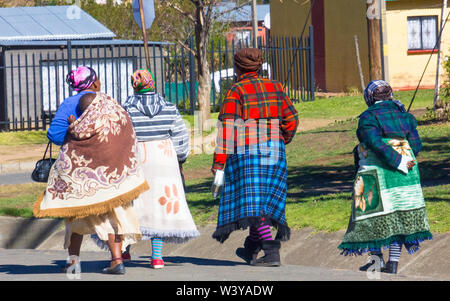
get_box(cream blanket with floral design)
[34,92,149,219]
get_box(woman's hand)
[407,160,416,170]
[68,115,76,124]
[211,168,217,176]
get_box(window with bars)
[407,16,438,51]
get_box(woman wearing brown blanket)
[34,70,148,275]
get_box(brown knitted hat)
[234,48,263,73]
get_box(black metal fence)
[0,27,314,132]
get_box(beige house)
[270,0,450,92]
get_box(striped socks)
[151,238,164,260]
[389,242,402,262]
[369,243,402,262]
[249,220,273,241]
[258,223,273,241]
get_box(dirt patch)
[411,108,427,118]
[298,118,339,132]
[183,168,213,181]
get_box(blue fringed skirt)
[212,141,290,243]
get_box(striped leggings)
[151,238,164,260]
[249,220,273,242]
[123,237,164,260]
[371,242,402,262]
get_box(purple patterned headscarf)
[66,66,97,92]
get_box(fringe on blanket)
[338,231,433,256]
[140,227,200,244]
[33,181,149,219]
[90,227,200,250]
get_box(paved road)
[0,249,433,282]
[0,172,33,185]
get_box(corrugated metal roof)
[0,39,171,47]
[0,5,116,42]
[215,4,270,23]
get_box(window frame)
[407,15,439,53]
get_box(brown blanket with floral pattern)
[33,92,149,219]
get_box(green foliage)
[80,0,142,40]
[434,54,450,121]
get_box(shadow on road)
[137,255,245,267]
[0,256,245,276]
[0,260,109,275]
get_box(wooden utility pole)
[251,0,258,48]
[434,0,447,110]
[366,0,382,80]
[139,0,151,69]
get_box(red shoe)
[150,258,164,269]
[122,252,131,262]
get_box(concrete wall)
[270,0,312,37]
[385,0,450,90]
[270,0,450,92]
[324,0,370,92]
[270,0,370,92]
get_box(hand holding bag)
[31,142,57,183]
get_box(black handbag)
[31,141,57,183]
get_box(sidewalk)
[1,216,449,281]
[0,249,431,281]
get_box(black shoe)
[359,254,385,271]
[102,262,126,275]
[236,237,262,264]
[252,240,281,267]
[382,261,398,274]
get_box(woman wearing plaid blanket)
[338,80,432,274]
[211,48,299,267]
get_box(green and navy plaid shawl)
[357,101,422,170]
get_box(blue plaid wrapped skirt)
[212,141,290,243]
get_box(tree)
[0,0,35,6]
[160,0,250,129]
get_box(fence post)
[67,40,73,97]
[188,36,196,115]
[309,25,315,100]
[0,48,7,131]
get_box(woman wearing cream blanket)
[120,69,199,269]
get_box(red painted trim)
[407,49,437,55]
[392,86,434,91]
[311,0,326,91]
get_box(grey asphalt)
[0,172,33,185]
[0,249,430,281]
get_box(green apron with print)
[338,138,432,255]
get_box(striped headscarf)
[363,80,394,107]
[131,69,155,93]
[363,80,406,112]
[66,66,97,92]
